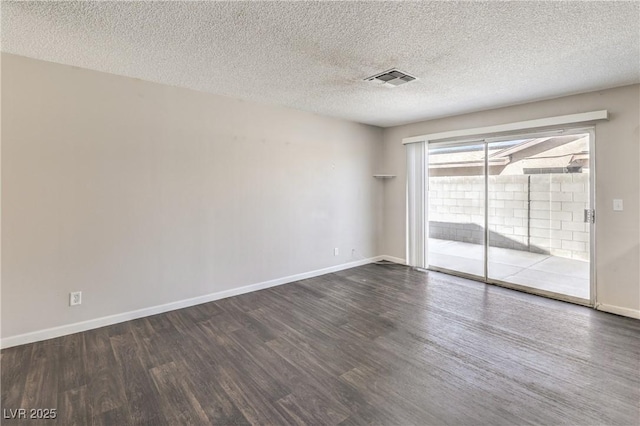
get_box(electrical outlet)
[70,291,82,306]
[334,248,339,256]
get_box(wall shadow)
[428,221,550,255]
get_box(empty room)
[2,1,639,425]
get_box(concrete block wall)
[428,173,590,260]
[487,175,531,251]
[527,173,590,260]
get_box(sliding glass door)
[427,130,592,303]
[486,133,591,300]
[427,141,486,279]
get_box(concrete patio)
[428,238,590,300]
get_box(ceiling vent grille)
[365,68,417,87]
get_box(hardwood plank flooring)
[2,264,639,425]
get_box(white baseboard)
[595,303,640,320]
[1,255,387,349]
[380,255,406,265]
[8,256,633,348]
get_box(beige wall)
[1,54,383,339]
[381,85,640,314]
[2,53,638,343]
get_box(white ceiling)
[2,1,639,127]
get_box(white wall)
[1,54,383,341]
[381,85,640,316]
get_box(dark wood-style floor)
[2,263,639,425]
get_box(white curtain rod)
[402,110,609,145]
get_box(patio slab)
[428,238,590,300]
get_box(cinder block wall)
[428,173,589,260]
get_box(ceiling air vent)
[364,68,417,87]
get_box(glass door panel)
[486,134,591,300]
[427,142,486,278]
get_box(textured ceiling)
[2,1,639,127]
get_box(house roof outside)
[428,135,590,176]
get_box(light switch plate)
[613,199,623,211]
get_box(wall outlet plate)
[70,291,82,306]
[334,248,339,256]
